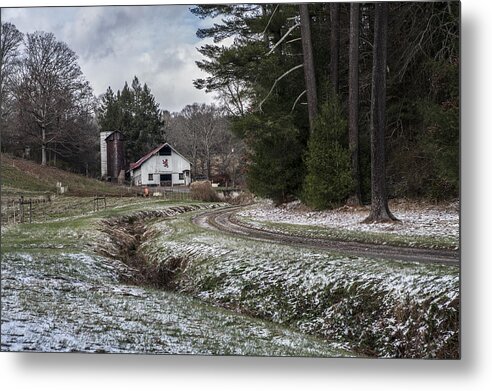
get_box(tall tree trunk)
[348,3,362,206]
[364,2,397,223]
[207,148,212,179]
[299,4,318,132]
[41,125,47,166]
[330,3,340,93]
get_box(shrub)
[190,180,221,202]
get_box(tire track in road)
[192,206,460,266]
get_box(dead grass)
[1,153,136,196]
[190,181,221,202]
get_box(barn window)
[148,173,153,181]
[159,145,172,156]
[179,173,184,180]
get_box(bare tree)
[364,3,398,223]
[217,80,248,117]
[15,31,93,165]
[0,22,23,150]
[198,104,222,180]
[165,103,243,183]
[1,22,23,113]
[299,3,318,132]
[348,3,362,206]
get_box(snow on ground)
[238,199,459,247]
[1,251,351,356]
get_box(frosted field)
[0,201,354,357]
[1,251,355,356]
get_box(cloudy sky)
[2,4,218,112]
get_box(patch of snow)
[238,200,459,244]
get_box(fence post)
[29,199,32,224]
[19,197,24,223]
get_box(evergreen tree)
[303,89,352,209]
[97,76,163,163]
[132,80,164,157]
[192,3,459,205]
[98,87,121,132]
[348,3,362,206]
[236,115,304,205]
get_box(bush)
[190,180,221,202]
[302,92,352,209]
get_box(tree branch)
[266,23,300,56]
[290,90,306,113]
[258,64,303,111]
[261,4,279,36]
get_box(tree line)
[191,2,459,217]
[1,21,243,183]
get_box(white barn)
[129,143,191,187]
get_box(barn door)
[160,174,172,187]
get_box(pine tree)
[98,77,163,162]
[364,3,397,222]
[241,115,304,205]
[98,87,121,133]
[303,89,352,209]
[348,3,362,206]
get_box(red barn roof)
[129,143,190,170]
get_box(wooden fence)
[1,195,109,226]
[1,190,196,226]
[1,195,52,225]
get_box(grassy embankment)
[234,201,459,250]
[238,218,458,250]
[1,154,135,196]
[140,212,460,358]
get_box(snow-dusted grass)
[1,252,351,356]
[1,202,352,357]
[145,213,460,358]
[237,200,459,250]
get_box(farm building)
[129,143,191,187]
[100,130,126,182]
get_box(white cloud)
[2,5,216,112]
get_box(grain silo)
[105,131,125,182]
[100,131,112,179]
[100,130,125,182]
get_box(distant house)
[100,130,125,182]
[129,143,191,187]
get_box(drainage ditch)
[97,204,220,288]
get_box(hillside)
[1,154,135,196]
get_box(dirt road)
[192,205,460,266]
